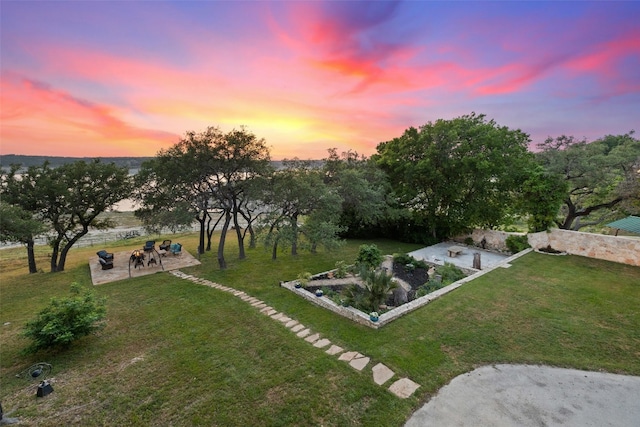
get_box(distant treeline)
[0,155,153,171]
[0,155,302,171]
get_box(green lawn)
[1,234,639,426]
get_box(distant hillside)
[0,155,152,171]
[0,155,317,172]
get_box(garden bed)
[282,249,531,328]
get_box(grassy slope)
[1,234,639,426]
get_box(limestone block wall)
[528,229,640,267]
[453,229,518,252]
[456,228,639,267]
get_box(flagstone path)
[170,270,420,399]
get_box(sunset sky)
[1,1,639,159]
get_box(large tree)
[322,149,392,238]
[133,132,221,255]
[374,113,536,239]
[257,159,342,259]
[135,126,271,269]
[536,132,640,230]
[1,160,131,272]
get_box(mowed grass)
[1,233,639,426]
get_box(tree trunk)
[206,211,224,252]
[54,229,87,272]
[272,239,278,260]
[26,238,37,274]
[291,214,298,256]
[247,224,256,249]
[205,213,213,252]
[217,211,231,269]
[49,238,61,272]
[198,212,207,255]
[233,210,245,259]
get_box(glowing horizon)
[1,1,638,159]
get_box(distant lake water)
[113,198,137,212]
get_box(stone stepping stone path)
[170,270,420,399]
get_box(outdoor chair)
[99,257,113,270]
[96,250,114,262]
[159,239,172,251]
[170,243,182,256]
[143,240,155,253]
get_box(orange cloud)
[0,72,179,156]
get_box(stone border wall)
[281,249,532,329]
[456,229,639,267]
[527,229,640,267]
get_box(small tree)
[355,244,382,270]
[23,283,107,353]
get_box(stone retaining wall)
[527,229,640,267]
[453,229,516,252]
[457,229,639,267]
[281,249,533,328]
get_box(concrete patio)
[89,247,201,285]
[409,241,510,271]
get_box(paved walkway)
[170,270,421,399]
[405,364,640,426]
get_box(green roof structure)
[605,216,640,235]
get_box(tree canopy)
[134,126,272,269]
[374,113,537,239]
[536,132,640,230]
[1,160,131,272]
[256,159,342,259]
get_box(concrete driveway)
[405,364,640,427]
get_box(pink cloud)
[0,72,178,156]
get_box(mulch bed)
[392,262,429,289]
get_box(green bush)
[436,263,466,285]
[464,237,474,246]
[23,283,107,353]
[296,271,312,286]
[505,234,530,254]
[334,260,348,278]
[393,253,428,269]
[415,281,444,298]
[341,267,397,313]
[356,244,382,270]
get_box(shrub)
[356,244,382,270]
[334,261,348,278]
[415,281,444,298]
[436,263,466,285]
[341,267,397,313]
[296,271,312,286]
[464,237,474,246]
[393,253,414,265]
[505,234,530,254]
[392,253,428,269]
[23,283,107,353]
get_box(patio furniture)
[130,250,145,269]
[447,246,464,257]
[170,243,182,256]
[159,239,171,251]
[96,250,114,261]
[98,257,113,270]
[143,240,155,253]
